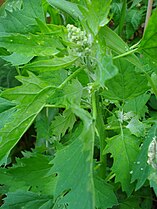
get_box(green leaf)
[0,72,53,165]
[47,0,83,20]
[94,176,118,209]
[48,79,83,107]
[131,124,157,190]
[1,0,22,14]
[3,153,55,195]
[24,55,78,72]
[0,33,64,57]
[0,58,19,88]
[102,59,149,101]
[82,0,111,35]
[0,108,16,130]
[0,0,44,34]
[104,130,140,195]
[51,109,76,138]
[130,0,142,9]
[0,97,15,113]
[1,52,33,66]
[123,93,150,117]
[48,107,95,209]
[1,191,54,209]
[126,117,146,137]
[101,26,142,68]
[38,69,68,86]
[139,9,157,63]
[96,55,118,87]
[119,196,141,209]
[126,9,143,39]
[35,108,58,144]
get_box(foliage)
[0,0,157,208]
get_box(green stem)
[129,40,141,49]
[91,90,97,121]
[113,48,138,60]
[45,104,65,108]
[105,171,116,182]
[16,66,21,75]
[94,92,107,178]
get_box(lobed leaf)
[48,79,83,108]
[126,117,146,137]
[104,130,140,195]
[1,191,54,209]
[48,107,95,209]
[51,109,76,138]
[0,72,54,165]
[0,153,55,195]
[0,0,44,34]
[102,59,149,101]
[123,93,150,117]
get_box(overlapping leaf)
[0,72,53,165]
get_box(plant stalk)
[113,48,138,60]
[144,0,153,33]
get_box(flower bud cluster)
[66,24,91,56]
